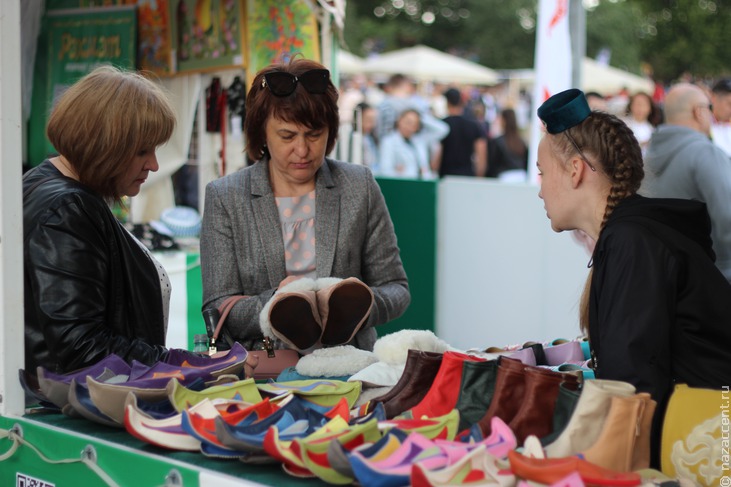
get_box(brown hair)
[244,57,339,161]
[547,111,644,331]
[625,91,662,127]
[501,108,527,157]
[46,65,176,203]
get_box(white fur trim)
[296,345,378,377]
[313,277,344,291]
[348,361,407,387]
[259,278,318,337]
[277,277,319,294]
[373,329,455,365]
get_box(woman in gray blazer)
[200,58,410,353]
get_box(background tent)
[503,57,653,96]
[361,45,499,85]
[582,57,653,95]
[337,50,366,75]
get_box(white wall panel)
[436,177,590,350]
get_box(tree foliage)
[342,0,729,82]
[344,0,537,69]
[584,1,645,75]
[633,0,731,82]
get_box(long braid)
[552,112,644,332]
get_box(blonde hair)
[46,65,176,202]
[547,111,644,332]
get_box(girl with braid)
[536,89,731,467]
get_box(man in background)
[376,74,429,141]
[641,83,731,282]
[433,88,487,177]
[710,78,731,157]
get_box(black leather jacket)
[24,161,168,373]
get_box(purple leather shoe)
[163,342,249,378]
[37,354,131,409]
[544,341,584,367]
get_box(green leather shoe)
[167,377,262,412]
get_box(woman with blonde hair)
[24,65,177,374]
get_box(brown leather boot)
[508,366,580,444]
[475,356,527,437]
[369,349,444,419]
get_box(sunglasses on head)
[262,69,330,97]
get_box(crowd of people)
[338,73,731,188]
[339,73,530,180]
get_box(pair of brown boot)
[259,277,374,352]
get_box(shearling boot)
[316,277,374,346]
[260,278,322,351]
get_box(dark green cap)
[537,88,591,134]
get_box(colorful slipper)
[163,342,250,378]
[507,450,642,486]
[381,408,460,440]
[299,418,382,484]
[327,427,409,480]
[66,378,120,428]
[257,379,362,410]
[411,443,508,487]
[124,393,205,451]
[87,364,239,425]
[181,398,278,458]
[263,415,351,478]
[215,396,320,454]
[37,354,130,409]
[349,432,448,487]
[168,377,261,412]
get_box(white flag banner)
[528,0,573,184]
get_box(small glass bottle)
[193,334,209,353]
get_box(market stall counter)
[1,411,320,487]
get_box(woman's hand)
[244,352,259,378]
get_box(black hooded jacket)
[589,195,731,462]
[23,160,169,374]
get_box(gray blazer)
[200,157,410,351]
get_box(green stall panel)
[0,414,321,486]
[0,415,201,487]
[375,177,438,336]
[186,253,206,351]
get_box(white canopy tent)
[581,57,654,95]
[356,45,499,85]
[502,58,653,97]
[337,50,367,75]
